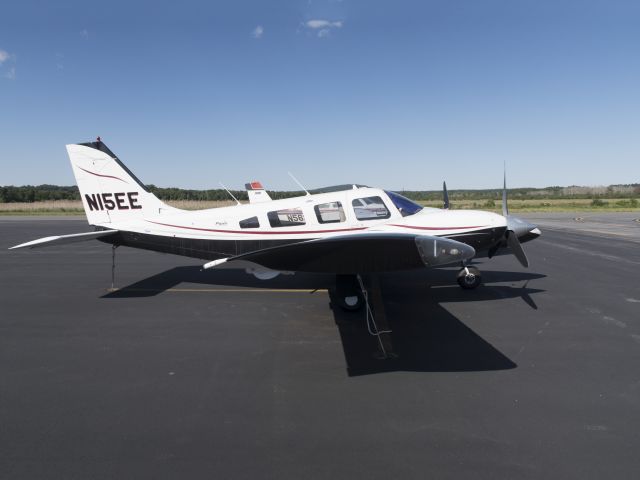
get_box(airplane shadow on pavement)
[103,265,545,377]
[102,266,335,297]
[331,270,545,376]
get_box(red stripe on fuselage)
[389,224,488,231]
[145,220,368,235]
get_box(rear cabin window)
[314,201,345,224]
[352,196,391,220]
[267,208,306,227]
[239,216,260,229]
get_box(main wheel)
[457,266,481,290]
[334,291,365,311]
[332,274,365,311]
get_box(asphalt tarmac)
[1,215,639,479]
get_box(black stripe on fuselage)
[97,226,507,263]
[98,230,300,261]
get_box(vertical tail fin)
[66,140,174,225]
[245,181,272,204]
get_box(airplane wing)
[9,230,118,250]
[205,233,475,274]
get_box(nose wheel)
[457,266,481,290]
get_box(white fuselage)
[107,187,507,246]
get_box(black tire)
[457,266,481,290]
[337,291,365,311]
[332,274,365,311]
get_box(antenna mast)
[287,172,310,196]
[219,182,241,206]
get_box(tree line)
[1,183,638,203]
[0,185,80,203]
[0,184,299,203]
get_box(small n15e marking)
[85,192,143,211]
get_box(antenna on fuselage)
[219,182,241,206]
[287,172,310,196]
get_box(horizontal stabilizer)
[9,230,118,250]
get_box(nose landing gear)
[457,265,481,290]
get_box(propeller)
[502,169,508,217]
[506,229,529,267]
[488,167,540,267]
[443,181,450,209]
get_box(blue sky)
[1,0,639,190]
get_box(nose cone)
[507,215,541,243]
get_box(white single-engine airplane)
[10,139,541,310]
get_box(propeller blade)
[502,165,509,217]
[443,181,450,209]
[506,230,529,268]
[487,242,501,259]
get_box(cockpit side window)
[314,201,345,224]
[384,191,423,217]
[267,208,306,227]
[239,216,260,229]
[352,196,391,220]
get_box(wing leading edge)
[205,233,475,274]
[9,230,118,250]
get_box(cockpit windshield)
[384,191,423,217]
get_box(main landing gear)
[333,274,365,311]
[111,244,118,290]
[457,265,481,290]
[331,274,393,359]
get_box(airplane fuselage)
[98,187,509,264]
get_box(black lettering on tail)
[85,194,99,211]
